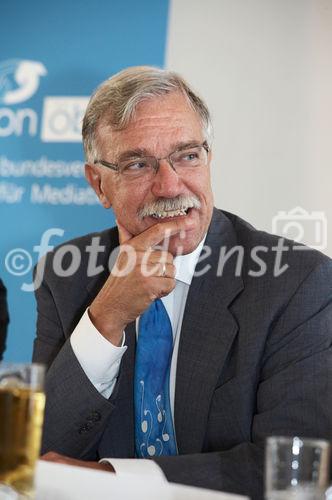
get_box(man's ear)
[85,164,112,208]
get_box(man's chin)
[158,234,201,257]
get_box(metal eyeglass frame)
[93,141,210,175]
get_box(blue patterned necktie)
[134,299,177,458]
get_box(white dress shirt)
[70,238,205,479]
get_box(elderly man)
[33,66,332,500]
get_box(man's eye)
[180,151,199,161]
[123,161,147,171]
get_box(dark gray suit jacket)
[33,209,332,499]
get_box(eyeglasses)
[94,142,209,180]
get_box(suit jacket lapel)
[174,209,244,454]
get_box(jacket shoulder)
[38,226,119,284]
[220,208,331,271]
[53,226,118,252]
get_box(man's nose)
[151,159,182,198]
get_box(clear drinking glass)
[0,363,45,499]
[265,436,330,500]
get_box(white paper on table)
[36,460,249,500]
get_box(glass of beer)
[0,363,45,498]
[265,436,330,500]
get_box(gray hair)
[82,66,213,163]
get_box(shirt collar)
[173,235,206,286]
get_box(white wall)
[166,0,332,257]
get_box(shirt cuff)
[70,309,127,397]
[99,458,167,482]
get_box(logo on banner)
[0,59,47,105]
[0,58,47,137]
[41,96,89,142]
[0,58,88,141]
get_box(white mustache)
[138,195,201,219]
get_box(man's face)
[87,92,214,255]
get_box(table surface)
[36,460,249,500]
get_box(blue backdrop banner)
[0,0,169,361]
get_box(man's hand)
[88,219,186,345]
[41,452,115,472]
